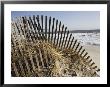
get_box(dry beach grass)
[11,15,100,77]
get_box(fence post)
[59,24,64,48]
[64,30,69,48]
[51,18,55,43]
[66,33,72,49]
[48,16,51,42]
[61,27,67,49]
[45,16,47,40]
[54,20,58,45]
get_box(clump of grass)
[11,38,99,77]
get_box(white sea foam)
[73,33,100,46]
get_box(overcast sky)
[12,11,100,30]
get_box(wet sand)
[84,45,100,68]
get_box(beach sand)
[84,45,100,68]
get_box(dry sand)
[84,45,100,68]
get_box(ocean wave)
[73,33,100,46]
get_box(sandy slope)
[84,45,100,68]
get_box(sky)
[11,11,100,30]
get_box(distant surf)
[72,32,100,46]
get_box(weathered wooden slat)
[96,69,100,72]
[11,34,17,49]
[53,20,58,44]
[28,52,36,72]
[38,48,45,68]
[32,15,39,40]
[72,39,77,50]
[56,21,61,46]
[92,66,97,69]
[41,15,47,40]
[45,16,47,40]
[35,54,41,70]
[11,36,15,47]
[18,17,25,39]
[64,30,69,48]
[46,52,51,67]
[41,15,44,33]
[27,21,35,43]
[23,57,31,74]
[18,60,25,76]
[12,63,19,77]
[80,49,85,56]
[88,59,92,63]
[59,24,64,48]
[27,20,36,43]
[83,52,88,58]
[36,15,42,40]
[51,18,55,43]
[22,17,27,28]
[13,22,19,37]
[86,56,90,60]
[43,46,49,68]
[20,25,25,36]
[31,29,37,42]
[22,16,31,42]
[74,42,80,52]
[23,17,30,38]
[27,31,33,43]
[48,16,51,41]
[12,23,25,54]
[61,27,67,49]
[68,36,74,49]
[77,46,83,54]
[66,33,72,49]
[90,62,95,66]
[29,16,38,40]
[19,17,26,36]
[15,22,21,35]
